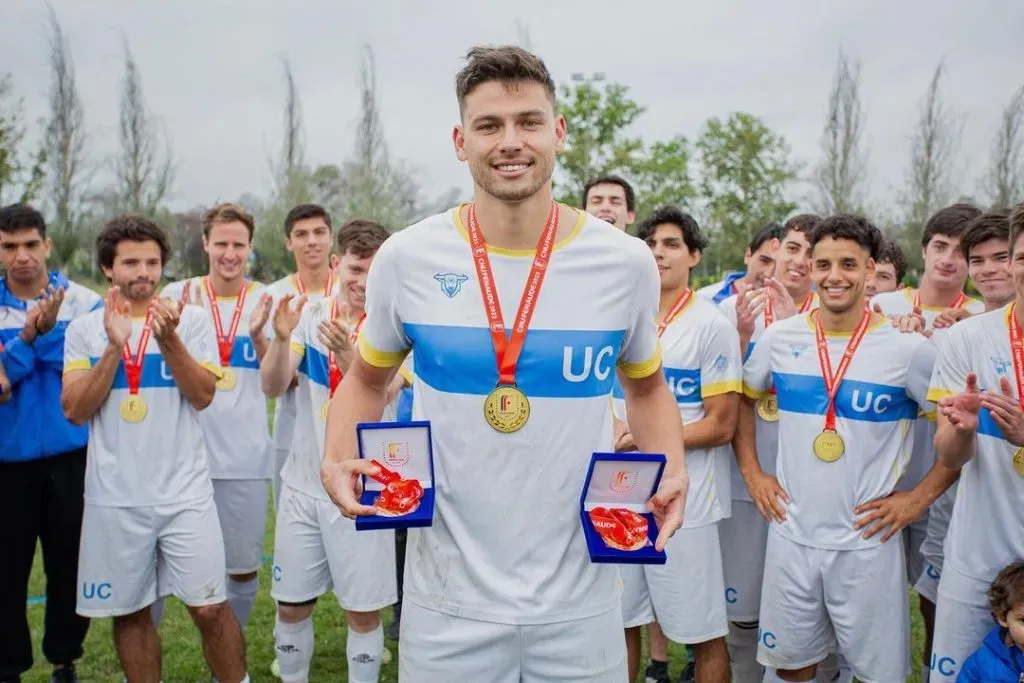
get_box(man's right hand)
[103,286,133,351]
[744,469,790,523]
[271,293,307,340]
[321,457,383,519]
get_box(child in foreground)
[957,561,1024,682]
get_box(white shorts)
[929,564,998,682]
[270,484,397,611]
[77,496,227,618]
[212,479,268,574]
[757,529,910,683]
[271,448,290,512]
[919,483,957,571]
[398,599,627,683]
[620,522,728,644]
[719,500,768,622]
[914,561,943,604]
[902,520,927,590]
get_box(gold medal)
[483,385,530,433]
[120,395,148,423]
[216,368,237,391]
[813,430,845,462]
[756,394,779,422]
[1014,447,1024,476]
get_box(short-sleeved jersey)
[286,298,401,500]
[612,295,741,527]
[160,278,273,479]
[63,306,221,507]
[264,274,338,456]
[927,304,1024,581]
[742,312,931,549]
[356,206,663,625]
[870,288,985,328]
[718,291,819,503]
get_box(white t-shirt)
[160,278,273,479]
[265,274,337,455]
[742,312,932,550]
[718,292,819,503]
[63,306,221,507]
[927,304,1024,582]
[870,288,985,327]
[612,295,741,527]
[285,297,400,500]
[356,205,663,625]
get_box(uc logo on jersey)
[610,470,638,494]
[434,273,469,299]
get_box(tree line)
[1,11,1023,284]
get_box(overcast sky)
[3,0,1023,216]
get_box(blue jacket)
[705,271,746,304]
[958,626,1024,683]
[0,272,103,462]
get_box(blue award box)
[580,452,668,564]
[355,420,435,531]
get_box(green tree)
[631,136,696,220]
[0,74,47,205]
[696,112,800,270]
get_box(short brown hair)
[455,46,556,115]
[960,208,1011,258]
[1010,203,1024,254]
[336,219,390,259]
[783,213,822,238]
[202,202,255,241]
[922,203,981,248]
[988,560,1024,619]
[96,214,171,271]
[284,204,331,237]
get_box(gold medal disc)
[483,385,530,433]
[321,401,330,423]
[756,394,780,422]
[1014,447,1024,476]
[120,396,148,423]
[813,430,845,462]
[216,368,237,391]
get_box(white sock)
[816,652,839,683]
[239,676,250,683]
[275,615,314,683]
[347,624,384,683]
[226,576,259,630]
[835,653,853,683]
[921,664,930,682]
[150,596,166,625]
[762,668,785,683]
[728,621,764,683]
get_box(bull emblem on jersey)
[434,272,469,299]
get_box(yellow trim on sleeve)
[617,342,662,379]
[452,203,586,257]
[927,388,953,403]
[398,365,413,384]
[742,382,766,400]
[63,359,91,374]
[290,341,306,358]
[701,380,742,398]
[921,410,937,422]
[358,336,409,368]
[202,361,224,379]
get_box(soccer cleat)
[50,665,78,683]
[644,661,670,683]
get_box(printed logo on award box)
[609,470,638,494]
[383,440,410,467]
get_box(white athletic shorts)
[212,479,268,574]
[76,496,227,618]
[757,529,910,683]
[902,520,927,591]
[398,599,628,683]
[929,564,999,683]
[719,500,768,622]
[270,484,397,611]
[914,561,943,605]
[620,522,728,643]
[271,447,290,512]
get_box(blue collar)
[0,271,70,309]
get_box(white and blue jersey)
[356,205,663,625]
[161,278,273,480]
[742,313,932,549]
[0,273,102,462]
[613,294,742,527]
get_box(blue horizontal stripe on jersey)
[404,323,625,398]
[978,408,1008,441]
[611,367,703,404]
[773,371,917,422]
[297,345,330,388]
[228,336,260,370]
[89,355,184,390]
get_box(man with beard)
[697,222,785,305]
[321,45,688,681]
[582,175,636,232]
[0,204,101,683]
[61,215,249,683]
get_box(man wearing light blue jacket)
[0,204,102,683]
